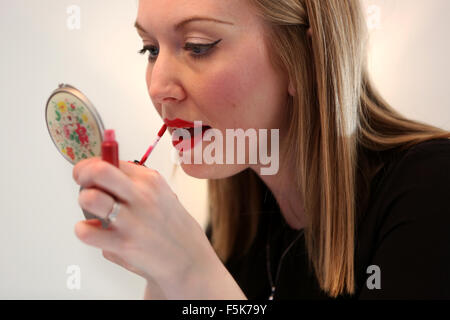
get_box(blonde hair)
[207,0,450,298]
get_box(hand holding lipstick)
[72,157,246,299]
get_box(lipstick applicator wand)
[136,124,168,166]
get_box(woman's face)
[136,0,291,178]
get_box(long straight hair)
[207,0,450,297]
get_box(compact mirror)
[45,83,105,165]
[45,84,109,228]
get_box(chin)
[179,162,249,180]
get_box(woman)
[73,0,450,299]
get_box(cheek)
[197,44,286,130]
[200,71,240,111]
[197,59,267,128]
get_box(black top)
[205,138,450,299]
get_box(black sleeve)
[358,144,450,299]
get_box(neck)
[251,156,306,231]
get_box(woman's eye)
[184,39,222,57]
[138,39,222,62]
[138,45,159,61]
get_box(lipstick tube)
[102,130,119,167]
[80,129,119,229]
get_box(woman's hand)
[72,157,238,299]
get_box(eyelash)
[138,39,222,62]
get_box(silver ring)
[107,201,121,222]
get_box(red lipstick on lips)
[163,118,210,150]
[164,118,203,128]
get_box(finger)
[78,187,115,220]
[76,160,136,204]
[73,157,101,182]
[120,160,152,177]
[120,161,167,189]
[78,188,135,228]
[74,158,142,183]
[84,218,103,227]
[127,160,147,168]
[74,220,122,253]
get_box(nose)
[147,49,185,105]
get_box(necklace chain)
[266,211,304,300]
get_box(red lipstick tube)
[85,129,119,229]
[102,129,119,167]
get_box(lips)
[163,118,203,129]
[164,118,211,149]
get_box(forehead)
[136,0,257,31]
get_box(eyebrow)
[134,16,234,35]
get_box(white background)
[0,0,448,299]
